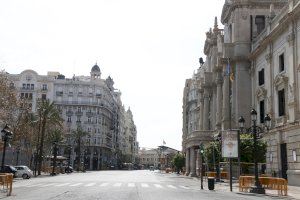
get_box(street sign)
[222,130,238,158]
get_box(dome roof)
[91,63,100,72]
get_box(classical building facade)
[139,146,179,169]
[182,0,300,185]
[8,64,139,170]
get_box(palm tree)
[36,100,63,175]
[72,126,88,172]
[47,128,64,175]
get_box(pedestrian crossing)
[15,182,195,191]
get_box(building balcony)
[183,130,214,148]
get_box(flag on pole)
[163,140,166,145]
[226,58,234,82]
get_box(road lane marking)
[85,183,96,187]
[25,184,43,187]
[100,183,109,187]
[40,183,56,187]
[154,184,163,188]
[55,183,71,187]
[141,183,149,188]
[179,186,190,190]
[70,183,83,187]
[167,185,177,189]
[113,183,122,187]
[128,183,135,187]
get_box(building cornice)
[221,0,288,24]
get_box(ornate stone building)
[8,64,139,170]
[183,0,300,185]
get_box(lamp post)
[199,143,204,190]
[51,142,58,176]
[238,109,271,194]
[16,146,20,166]
[68,145,72,167]
[1,124,13,171]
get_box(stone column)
[190,147,197,177]
[199,90,204,130]
[222,73,230,130]
[185,148,190,176]
[216,72,223,129]
[196,150,201,176]
[203,88,210,130]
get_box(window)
[42,94,47,100]
[255,16,265,35]
[22,84,26,89]
[77,107,81,112]
[76,116,81,122]
[30,84,34,90]
[279,53,285,72]
[278,89,285,116]
[88,117,91,123]
[26,84,30,89]
[67,117,71,122]
[258,68,264,86]
[21,93,24,98]
[29,93,33,99]
[259,100,265,123]
[42,84,47,90]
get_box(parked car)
[14,165,33,179]
[64,166,73,173]
[1,165,17,177]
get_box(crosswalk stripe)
[154,184,163,188]
[167,185,177,189]
[70,183,83,187]
[100,183,109,187]
[40,183,56,187]
[141,183,149,188]
[128,183,135,187]
[179,186,190,190]
[85,183,96,187]
[55,183,71,187]
[113,183,122,187]
[25,184,43,187]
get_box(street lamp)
[51,142,58,176]
[1,124,13,171]
[238,109,271,194]
[199,143,204,190]
[16,146,21,166]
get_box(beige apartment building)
[7,64,139,170]
[182,0,300,185]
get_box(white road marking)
[113,183,122,187]
[40,183,56,187]
[141,183,149,188]
[25,184,43,187]
[85,183,96,187]
[69,183,83,187]
[55,183,71,187]
[179,186,190,190]
[128,183,135,187]
[154,184,163,188]
[100,183,109,187]
[167,185,177,189]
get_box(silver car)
[15,166,33,179]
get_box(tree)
[72,126,88,172]
[172,153,185,174]
[36,100,63,175]
[0,71,19,125]
[47,128,64,175]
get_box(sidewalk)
[170,172,300,200]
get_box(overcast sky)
[0,0,224,150]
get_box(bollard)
[208,177,215,190]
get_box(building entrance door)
[280,143,288,179]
